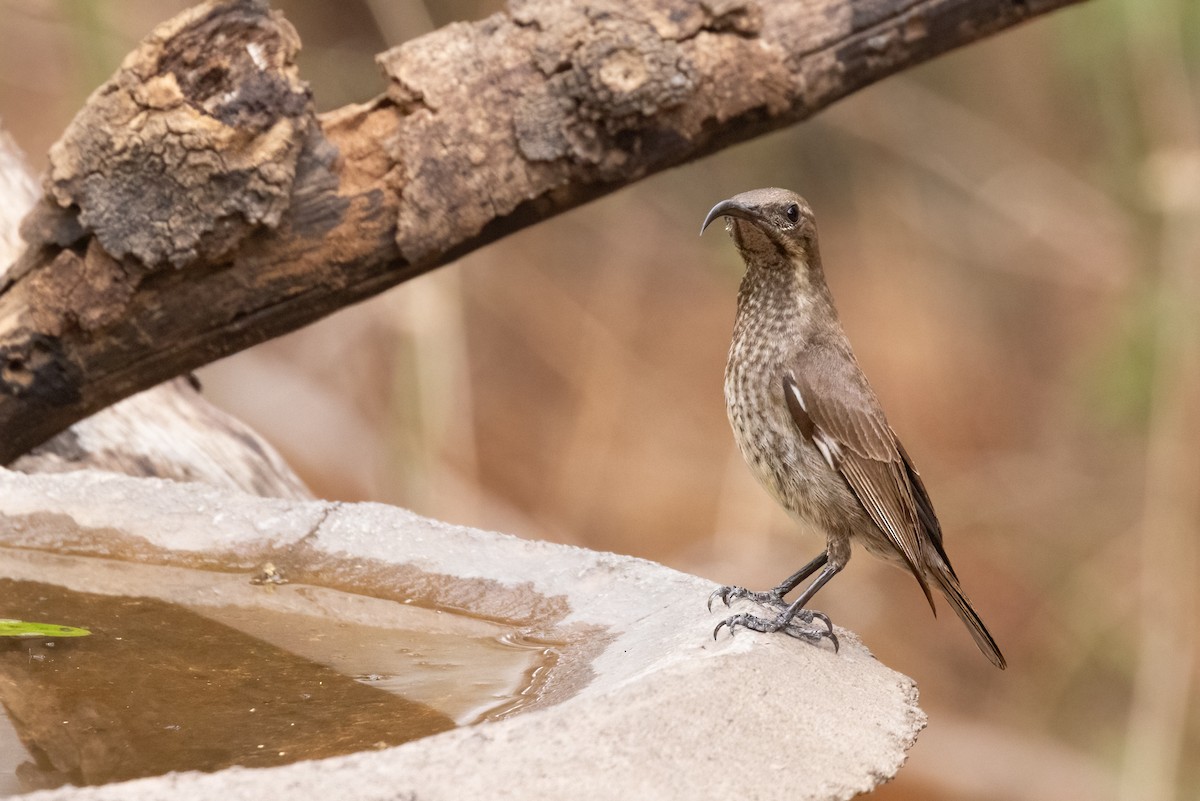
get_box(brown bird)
[701,187,1006,669]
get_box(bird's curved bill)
[700,199,757,235]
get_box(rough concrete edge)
[0,467,324,555]
[0,468,926,801]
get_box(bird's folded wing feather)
[895,438,953,571]
[782,345,935,609]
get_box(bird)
[700,187,1006,669]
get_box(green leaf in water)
[0,619,92,638]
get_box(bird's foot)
[707,585,834,630]
[711,609,839,652]
[707,584,788,612]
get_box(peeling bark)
[0,0,1086,463]
[1,124,311,499]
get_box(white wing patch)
[812,430,840,470]
[786,380,839,470]
[786,378,808,412]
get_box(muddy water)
[0,567,560,795]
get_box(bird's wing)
[782,344,935,610]
[895,438,953,571]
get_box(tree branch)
[0,0,1085,463]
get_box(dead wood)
[0,0,1086,463]
[1,128,310,497]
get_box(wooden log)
[0,0,1087,462]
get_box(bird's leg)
[707,551,829,612]
[712,557,844,651]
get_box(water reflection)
[0,577,557,794]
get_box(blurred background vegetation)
[1,0,1198,798]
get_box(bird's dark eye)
[785,204,800,224]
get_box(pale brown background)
[2,1,1198,799]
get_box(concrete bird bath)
[0,467,924,801]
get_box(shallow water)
[0,552,559,795]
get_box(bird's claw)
[707,583,837,651]
[809,610,834,635]
[711,610,839,652]
[706,586,732,613]
[707,584,787,612]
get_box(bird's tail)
[931,567,1007,669]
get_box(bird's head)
[701,188,819,269]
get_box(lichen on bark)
[43,0,312,270]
